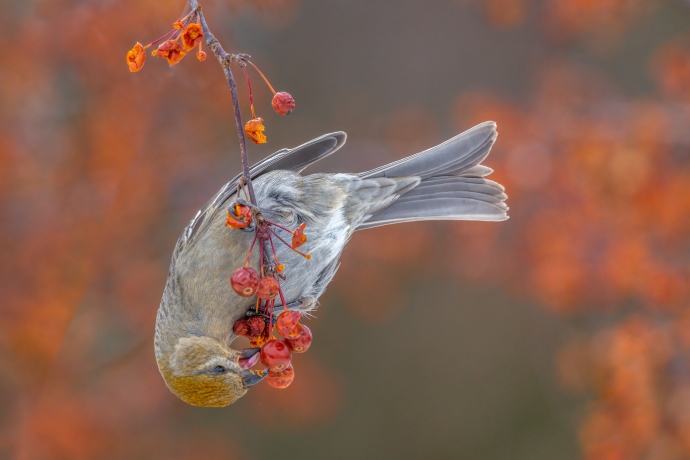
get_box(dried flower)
[225,203,253,229]
[244,118,267,144]
[292,222,307,249]
[249,333,271,348]
[155,40,186,66]
[126,42,146,72]
[272,92,296,116]
[181,23,204,51]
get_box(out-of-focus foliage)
[451,2,690,459]
[1,0,690,459]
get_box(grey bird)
[155,121,508,407]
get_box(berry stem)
[259,234,265,277]
[268,228,311,259]
[267,298,275,336]
[148,7,198,48]
[244,232,259,267]
[266,220,295,235]
[247,60,277,95]
[148,29,177,48]
[241,65,257,119]
[276,281,289,313]
[190,0,257,206]
[267,233,282,269]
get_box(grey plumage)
[155,121,508,407]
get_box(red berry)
[266,364,295,389]
[286,322,303,339]
[230,267,259,297]
[247,316,266,337]
[286,324,312,353]
[272,92,295,116]
[276,311,302,337]
[260,339,292,371]
[233,319,250,336]
[257,276,280,300]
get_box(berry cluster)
[126,10,296,146]
[238,59,296,144]
[126,9,206,72]
[226,202,312,389]
[127,5,305,391]
[234,311,312,388]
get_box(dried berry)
[286,324,312,353]
[196,50,206,61]
[244,117,266,144]
[266,364,295,389]
[292,222,307,249]
[276,311,302,337]
[225,203,253,229]
[233,319,250,336]
[247,316,266,337]
[155,40,186,66]
[272,92,296,116]
[126,42,146,72]
[257,276,280,300]
[230,267,259,297]
[260,339,292,371]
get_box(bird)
[155,121,508,407]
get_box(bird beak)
[237,347,261,369]
[242,368,267,388]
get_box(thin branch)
[188,0,256,205]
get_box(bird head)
[161,336,265,407]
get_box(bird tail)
[356,121,508,230]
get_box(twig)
[188,0,256,205]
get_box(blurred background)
[2,0,690,458]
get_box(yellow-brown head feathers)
[167,372,247,407]
[161,336,247,407]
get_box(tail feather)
[456,164,494,178]
[396,176,506,198]
[355,121,508,230]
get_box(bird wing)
[177,132,347,251]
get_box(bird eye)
[213,365,226,374]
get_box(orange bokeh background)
[2,0,690,459]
